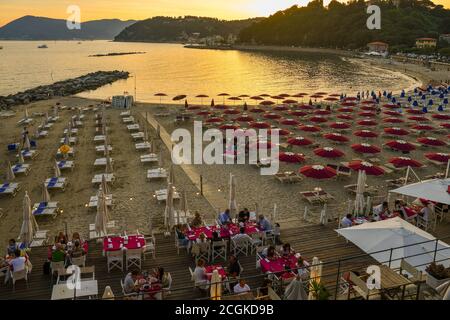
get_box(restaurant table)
[103,235,145,252]
[205,265,227,281]
[186,223,259,241]
[51,280,98,300]
[221,292,255,300]
[379,265,412,299]
[260,255,298,274]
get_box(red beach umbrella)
[324,97,339,101]
[278,93,290,98]
[173,94,187,101]
[187,105,201,110]
[354,130,378,138]
[314,109,332,115]
[412,124,434,131]
[297,104,314,110]
[289,110,307,117]
[154,93,167,97]
[338,107,354,113]
[341,102,357,107]
[383,117,404,124]
[280,118,300,126]
[213,104,228,109]
[361,100,375,104]
[218,93,230,96]
[324,133,349,143]
[358,111,376,117]
[282,99,297,104]
[385,140,416,152]
[441,123,450,129]
[260,100,275,106]
[383,110,402,117]
[329,122,351,129]
[432,114,450,120]
[343,97,357,101]
[348,160,384,176]
[250,121,270,129]
[314,147,345,158]
[263,113,281,119]
[315,92,327,95]
[389,157,423,168]
[417,137,446,146]
[408,116,429,122]
[224,108,240,114]
[238,94,250,98]
[197,110,211,116]
[361,105,376,111]
[337,114,353,120]
[310,116,328,123]
[287,136,313,146]
[279,152,305,163]
[249,107,264,113]
[259,94,271,97]
[351,143,381,154]
[406,109,424,114]
[383,103,397,109]
[273,105,289,111]
[268,128,291,136]
[329,94,341,97]
[299,125,321,132]
[425,152,450,163]
[357,119,377,126]
[292,93,306,98]
[309,94,323,99]
[205,117,223,123]
[234,115,254,122]
[384,127,409,136]
[299,165,337,179]
[219,123,240,130]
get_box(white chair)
[143,235,156,260]
[231,237,249,256]
[11,269,28,291]
[162,272,173,298]
[174,231,189,255]
[120,279,139,299]
[188,267,195,282]
[211,240,227,262]
[192,242,211,263]
[249,233,263,253]
[107,250,124,272]
[261,231,275,246]
[126,248,142,270]
[50,261,65,283]
[71,255,86,267]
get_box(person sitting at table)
[227,255,241,278]
[56,232,68,245]
[8,249,28,273]
[193,259,209,290]
[51,243,66,263]
[197,232,208,244]
[69,240,86,259]
[231,227,252,243]
[123,269,140,295]
[297,256,310,279]
[152,267,170,288]
[190,211,203,228]
[262,245,279,261]
[218,209,232,225]
[174,225,189,247]
[341,214,354,228]
[238,208,250,223]
[280,243,295,256]
[419,203,432,223]
[211,231,222,243]
[6,239,18,256]
[257,215,272,232]
[233,279,251,294]
[273,223,282,245]
[372,201,390,221]
[71,232,83,244]
[394,199,408,219]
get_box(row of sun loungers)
[155,188,180,202]
[0,182,21,197]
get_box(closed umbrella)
[354,170,366,216]
[18,149,25,164]
[19,191,38,247]
[23,133,31,150]
[54,160,61,178]
[42,183,51,203]
[164,183,175,231]
[210,270,222,300]
[106,155,113,173]
[95,188,109,236]
[272,203,277,224]
[285,276,307,300]
[168,164,175,184]
[6,161,15,181]
[229,174,238,218]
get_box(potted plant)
[425,262,450,289]
[308,280,331,300]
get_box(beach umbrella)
[263,113,281,120]
[228,97,242,106]
[278,93,291,98]
[337,114,353,120]
[285,276,308,300]
[412,124,434,131]
[268,128,291,136]
[298,125,321,133]
[296,104,313,110]
[272,203,277,224]
[195,94,209,105]
[206,117,224,123]
[351,143,381,154]
[323,133,349,143]
[314,109,331,116]
[18,150,25,164]
[168,164,175,185]
[42,183,51,202]
[337,107,354,113]
[383,110,403,117]
[389,157,423,168]
[329,122,351,129]
[229,174,237,218]
[383,103,397,109]
[341,102,356,107]
[287,136,313,146]
[154,93,167,104]
[314,147,344,158]
[425,152,450,163]
[95,188,109,236]
[106,155,113,173]
[354,130,378,138]
[54,160,61,177]
[234,115,254,122]
[358,111,376,118]
[299,165,336,179]
[250,96,264,105]
[210,269,222,300]
[223,108,240,115]
[432,114,450,120]
[408,116,429,122]
[385,140,416,152]
[354,170,367,215]
[324,97,339,102]
[348,160,384,176]
[6,161,15,181]
[101,174,109,195]
[384,127,409,136]
[361,105,376,111]
[441,123,450,129]
[260,100,275,106]
[273,105,289,111]
[283,99,297,104]
[23,134,31,150]
[180,190,189,216]
[219,123,240,130]
[289,110,307,117]
[197,110,211,116]
[164,183,175,231]
[250,121,270,129]
[357,119,377,126]
[172,94,186,101]
[383,117,404,124]
[239,94,250,99]
[249,107,264,113]
[19,191,38,247]
[406,109,424,114]
[417,137,446,147]
[310,116,328,123]
[280,118,300,126]
[279,152,305,163]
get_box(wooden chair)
[347,272,380,300]
[106,250,124,272]
[398,259,425,300]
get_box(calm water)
[0,40,417,103]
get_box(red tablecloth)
[103,235,145,251]
[205,265,227,281]
[260,255,298,274]
[186,223,260,241]
[228,223,260,236]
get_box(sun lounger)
[17,118,33,126]
[56,147,74,158]
[378,164,394,174]
[45,177,67,191]
[147,168,168,180]
[59,137,77,145]
[94,158,114,168]
[127,124,140,132]
[56,161,74,172]
[344,183,378,196]
[92,173,115,185]
[120,111,131,117]
[32,202,59,218]
[88,194,113,208]
[141,154,158,164]
[123,116,135,123]
[131,132,145,141]
[12,163,31,176]
[135,142,151,151]
[275,171,303,183]
[327,164,351,178]
[0,183,20,197]
[385,178,407,188]
[73,121,83,127]
[8,143,20,152]
[39,123,53,130]
[20,149,39,159]
[93,135,106,143]
[254,158,271,168]
[88,220,117,239]
[300,191,323,205]
[63,128,78,135]
[95,145,112,155]
[36,130,48,138]
[155,189,180,202]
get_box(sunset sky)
[1,0,449,26]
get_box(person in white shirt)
[420,204,432,222]
[341,214,354,228]
[233,279,250,294]
[193,259,208,290]
[372,201,389,221]
[8,249,27,273]
[231,227,252,243]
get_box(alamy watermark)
[367,5,381,30]
[66,5,81,30]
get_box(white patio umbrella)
[101,174,109,195]
[6,161,15,181]
[19,191,38,246]
[18,150,25,164]
[284,276,307,300]
[210,269,222,300]
[354,170,366,216]
[23,133,31,150]
[229,173,237,218]
[106,155,113,173]
[95,188,109,236]
[42,183,51,202]
[54,160,61,177]
[164,183,175,231]
[336,217,450,271]
[389,178,450,205]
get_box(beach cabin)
[415,38,437,49]
[367,41,389,54]
[111,95,134,109]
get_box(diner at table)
[238,208,250,223]
[218,209,232,225]
[257,215,272,232]
[233,279,251,294]
[190,211,203,227]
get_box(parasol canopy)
[298,125,321,132]
[287,136,313,146]
[348,160,385,176]
[425,152,450,163]
[417,137,446,146]
[351,143,381,154]
[329,122,351,129]
[354,130,378,138]
[323,133,349,143]
[384,127,409,136]
[385,140,416,152]
[314,147,344,158]
[279,152,305,163]
[299,165,337,179]
[389,157,423,168]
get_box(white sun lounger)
[127,124,140,132]
[94,158,114,167]
[59,137,77,145]
[12,163,31,176]
[147,168,168,180]
[48,116,59,122]
[17,118,33,126]
[155,189,180,202]
[123,116,135,123]
[95,145,113,154]
[88,194,113,208]
[131,132,144,141]
[63,128,78,135]
[45,177,67,191]
[0,182,20,197]
[93,135,106,143]
[141,154,158,164]
[92,173,115,185]
[56,147,74,158]
[39,123,53,130]
[120,111,131,117]
[57,160,74,171]
[135,142,151,151]
[32,201,59,217]
[20,149,39,159]
[36,130,49,138]
[73,121,83,128]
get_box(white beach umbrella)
[180,190,189,214]
[18,150,25,164]
[389,178,450,205]
[168,164,175,185]
[156,124,161,139]
[285,276,307,300]
[101,174,109,195]
[255,202,260,217]
[95,188,109,236]
[229,174,238,218]
[164,183,175,231]
[106,155,113,173]
[319,203,327,225]
[42,183,51,203]
[144,126,149,142]
[23,133,31,150]
[24,108,29,119]
[54,160,61,178]
[365,196,372,216]
[151,139,157,153]
[354,170,366,216]
[336,217,450,271]
[210,269,222,300]
[45,112,49,122]
[19,191,38,246]
[6,161,15,181]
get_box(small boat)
[38,44,48,49]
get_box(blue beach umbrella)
[428,99,434,106]
[443,98,448,105]
[412,100,419,107]
[437,105,444,112]
[422,106,428,113]
[407,96,412,103]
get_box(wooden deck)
[1,221,449,300]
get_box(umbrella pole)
[446,160,450,179]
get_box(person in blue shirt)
[257,215,272,232]
[218,209,232,225]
